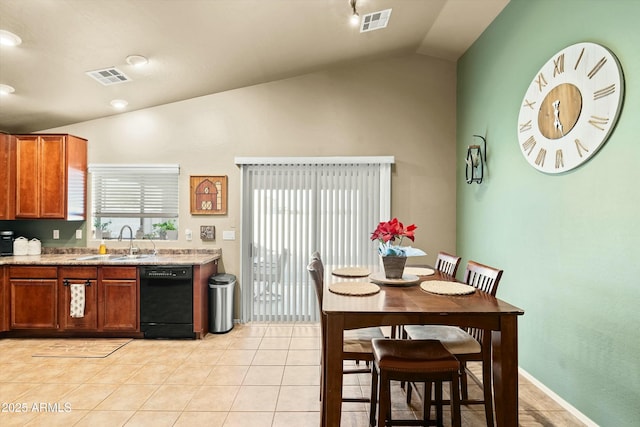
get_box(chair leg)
[450,373,462,427]
[434,381,443,427]
[370,364,379,427]
[460,361,469,401]
[423,381,432,426]
[377,371,391,427]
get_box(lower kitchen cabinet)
[58,267,98,331]
[9,266,59,329]
[99,266,138,332]
[6,265,139,335]
[1,266,8,332]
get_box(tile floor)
[0,323,586,426]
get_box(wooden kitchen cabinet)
[0,133,16,220]
[58,267,98,331]
[99,266,138,332]
[0,266,8,332]
[9,266,59,329]
[15,134,87,220]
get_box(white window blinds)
[88,164,180,217]
[236,157,393,323]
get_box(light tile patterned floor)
[0,323,585,426]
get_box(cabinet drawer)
[59,267,97,279]
[101,266,137,280]
[9,266,57,279]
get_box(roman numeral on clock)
[553,54,565,77]
[536,72,548,92]
[589,115,609,130]
[519,120,532,133]
[587,57,607,79]
[574,139,589,158]
[594,84,616,100]
[521,136,536,155]
[555,149,564,169]
[574,47,585,70]
[535,148,547,167]
[523,99,536,110]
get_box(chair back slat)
[463,260,504,345]
[435,251,462,276]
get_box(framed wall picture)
[190,175,227,215]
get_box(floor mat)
[32,338,132,358]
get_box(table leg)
[492,315,519,427]
[323,313,344,427]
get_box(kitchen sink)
[75,254,120,261]
[111,254,157,261]
[74,254,157,261]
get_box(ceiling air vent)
[85,67,131,86]
[360,8,392,33]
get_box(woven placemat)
[420,280,475,295]
[404,267,435,276]
[332,266,370,277]
[329,281,380,296]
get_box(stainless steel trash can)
[208,273,236,333]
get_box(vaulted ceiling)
[0,0,509,133]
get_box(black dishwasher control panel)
[139,266,192,279]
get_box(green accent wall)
[457,0,639,425]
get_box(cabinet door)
[38,135,66,218]
[59,279,98,330]
[0,134,16,220]
[0,266,8,332]
[101,280,137,331]
[100,267,138,331]
[10,278,58,329]
[15,135,40,218]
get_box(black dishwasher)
[140,265,195,339]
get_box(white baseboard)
[518,367,599,427]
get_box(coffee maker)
[1,231,14,256]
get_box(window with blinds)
[237,157,393,322]
[88,164,180,240]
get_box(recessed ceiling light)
[110,99,128,110]
[126,55,148,67]
[0,30,22,47]
[0,84,15,95]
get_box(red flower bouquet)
[371,218,424,257]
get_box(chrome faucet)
[118,225,135,256]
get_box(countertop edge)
[0,252,221,266]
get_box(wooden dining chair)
[307,257,385,403]
[369,338,461,427]
[404,260,503,427]
[434,251,461,277]
[395,252,461,340]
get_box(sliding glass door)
[237,157,392,322]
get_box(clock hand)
[552,99,564,136]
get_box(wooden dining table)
[321,266,524,427]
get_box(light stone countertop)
[0,248,221,266]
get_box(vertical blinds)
[238,157,392,322]
[88,164,180,217]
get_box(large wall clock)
[517,42,624,173]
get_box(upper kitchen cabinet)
[0,134,16,220]
[15,134,87,220]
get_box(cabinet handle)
[85,280,91,287]
[63,279,70,287]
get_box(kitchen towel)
[70,284,85,318]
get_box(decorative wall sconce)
[465,135,486,184]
